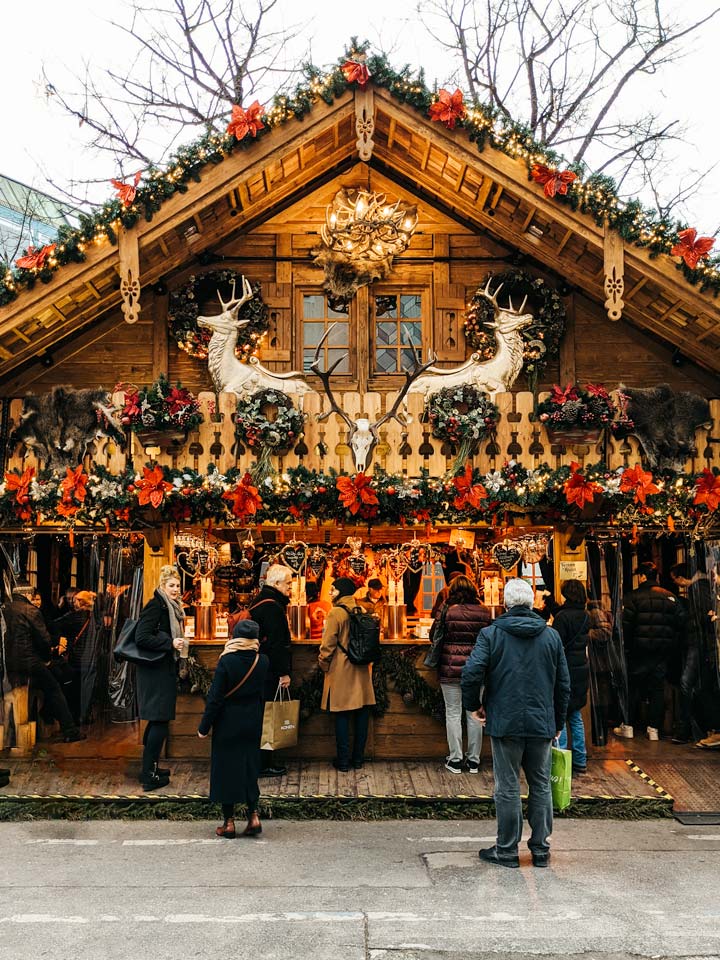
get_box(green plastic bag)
[550,744,572,811]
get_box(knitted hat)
[233,618,260,639]
[367,578,383,591]
[332,577,357,598]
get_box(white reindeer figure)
[408,279,534,398]
[197,276,312,398]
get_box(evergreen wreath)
[168,270,269,360]
[426,384,500,474]
[463,270,566,389]
[235,388,305,480]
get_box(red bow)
[341,59,371,89]
[620,465,659,505]
[4,467,35,521]
[137,465,173,509]
[550,383,579,405]
[227,101,265,140]
[224,473,262,520]
[694,468,720,512]
[671,228,715,269]
[15,244,56,270]
[336,473,379,517]
[563,462,602,509]
[111,171,141,207]
[530,163,577,198]
[428,88,466,129]
[452,464,488,511]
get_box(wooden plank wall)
[7,391,720,479]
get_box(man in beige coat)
[318,577,376,772]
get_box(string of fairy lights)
[1,47,718,309]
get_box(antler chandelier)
[312,187,419,299]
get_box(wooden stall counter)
[167,633,448,761]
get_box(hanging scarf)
[156,588,185,653]
[220,636,260,657]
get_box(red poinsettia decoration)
[227,101,265,140]
[550,383,579,405]
[670,228,715,269]
[341,58,371,89]
[136,465,173,509]
[336,473,379,516]
[563,462,602,510]
[585,382,611,400]
[620,464,659,505]
[60,465,89,513]
[224,473,262,521]
[530,163,578,198]
[4,467,35,521]
[166,386,194,416]
[120,389,142,425]
[429,88,466,129]
[452,464,488,511]
[15,244,56,271]
[693,468,720,512]
[111,171,141,207]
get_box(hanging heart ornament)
[387,550,409,581]
[280,540,309,574]
[521,535,549,565]
[307,547,327,578]
[492,540,523,571]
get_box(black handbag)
[113,618,166,665]
[423,602,449,668]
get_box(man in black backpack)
[318,578,376,771]
[249,564,293,777]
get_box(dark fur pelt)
[619,383,711,470]
[10,387,125,470]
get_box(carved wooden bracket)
[355,87,375,161]
[603,221,625,321]
[118,225,141,324]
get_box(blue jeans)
[334,706,370,766]
[490,736,553,860]
[558,709,587,768]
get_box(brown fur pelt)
[10,387,125,470]
[618,383,711,470]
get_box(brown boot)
[242,812,262,837]
[215,818,236,839]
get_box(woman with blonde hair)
[135,565,186,791]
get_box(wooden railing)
[6,391,720,478]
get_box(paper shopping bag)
[261,685,300,751]
[550,744,573,811]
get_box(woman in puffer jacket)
[437,575,492,774]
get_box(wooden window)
[372,292,425,375]
[300,293,352,375]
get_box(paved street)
[0,817,718,959]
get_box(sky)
[3,0,720,232]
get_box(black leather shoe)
[0,768,10,777]
[260,765,287,777]
[63,731,87,743]
[351,759,364,769]
[0,775,9,788]
[140,772,170,792]
[531,853,550,868]
[333,760,350,772]
[478,846,519,868]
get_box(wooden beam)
[521,207,536,232]
[556,229,573,255]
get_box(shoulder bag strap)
[224,653,260,699]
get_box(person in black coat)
[135,565,186,791]
[198,619,269,839]
[248,564,293,777]
[2,585,85,743]
[621,561,684,739]
[552,580,590,773]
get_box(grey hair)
[266,563,292,587]
[13,584,34,597]
[503,578,535,609]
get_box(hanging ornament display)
[492,540,523,571]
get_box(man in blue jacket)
[462,578,570,868]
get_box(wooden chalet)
[0,65,719,806]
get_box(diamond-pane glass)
[375,295,398,318]
[375,349,397,373]
[376,321,398,346]
[400,294,422,319]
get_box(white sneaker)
[613,724,634,739]
[646,726,660,741]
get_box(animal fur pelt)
[618,383,711,470]
[10,387,125,470]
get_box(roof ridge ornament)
[355,85,375,161]
[603,221,625,321]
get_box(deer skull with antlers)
[310,324,436,472]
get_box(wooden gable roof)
[1,81,719,383]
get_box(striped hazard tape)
[625,758,674,801]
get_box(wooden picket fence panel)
[5,391,720,479]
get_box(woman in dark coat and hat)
[135,565,186,791]
[552,579,590,773]
[198,619,269,839]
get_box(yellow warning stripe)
[625,758,674,801]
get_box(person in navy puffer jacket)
[437,575,492,774]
